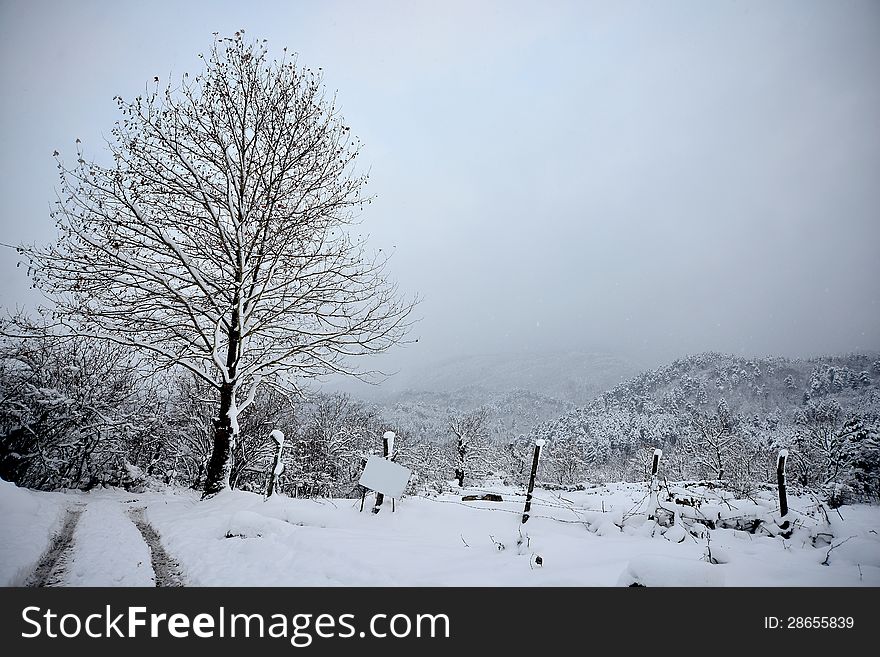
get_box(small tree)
[541,434,592,485]
[448,407,492,487]
[789,400,875,503]
[678,399,740,481]
[20,32,415,496]
[847,418,880,501]
[790,400,846,488]
[286,392,380,497]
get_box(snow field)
[2,478,878,587]
[141,482,880,587]
[0,478,69,586]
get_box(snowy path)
[128,507,185,587]
[24,504,85,587]
[57,496,156,586]
[3,482,187,588]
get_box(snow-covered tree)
[19,32,415,496]
[285,392,381,497]
[678,398,741,480]
[847,417,880,501]
[541,434,592,485]
[789,400,879,503]
[447,407,492,487]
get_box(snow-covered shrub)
[0,315,158,490]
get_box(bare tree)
[19,32,415,496]
[448,407,491,487]
[789,400,871,503]
[287,392,380,498]
[541,434,593,485]
[163,373,215,489]
[678,399,740,481]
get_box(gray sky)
[1,0,879,376]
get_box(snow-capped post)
[521,439,545,524]
[359,456,368,512]
[372,431,395,514]
[266,430,285,498]
[648,448,663,520]
[385,431,398,511]
[385,431,395,459]
[777,449,788,523]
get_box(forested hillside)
[532,353,880,503]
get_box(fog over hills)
[325,350,641,406]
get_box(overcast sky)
[1,0,878,377]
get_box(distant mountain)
[532,352,880,494]
[379,386,574,443]
[333,350,639,446]
[582,351,880,420]
[390,350,639,406]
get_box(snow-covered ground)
[59,495,155,586]
[0,479,68,586]
[2,477,878,586]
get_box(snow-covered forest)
[2,330,878,506]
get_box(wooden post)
[387,431,396,513]
[521,439,544,524]
[358,457,367,512]
[777,450,788,522]
[266,430,285,498]
[649,448,662,520]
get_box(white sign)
[359,455,412,499]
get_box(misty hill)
[391,351,639,405]
[367,351,638,444]
[586,352,880,420]
[533,352,880,489]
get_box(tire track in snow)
[25,504,85,587]
[128,507,185,587]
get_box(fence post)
[521,439,545,524]
[266,430,285,498]
[777,450,788,525]
[651,449,662,479]
[372,431,395,514]
[648,448,662,520]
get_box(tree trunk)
[202,302,241,499]
[147,445,162,476]
[203,381,236,498]
[191,458,207,490]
